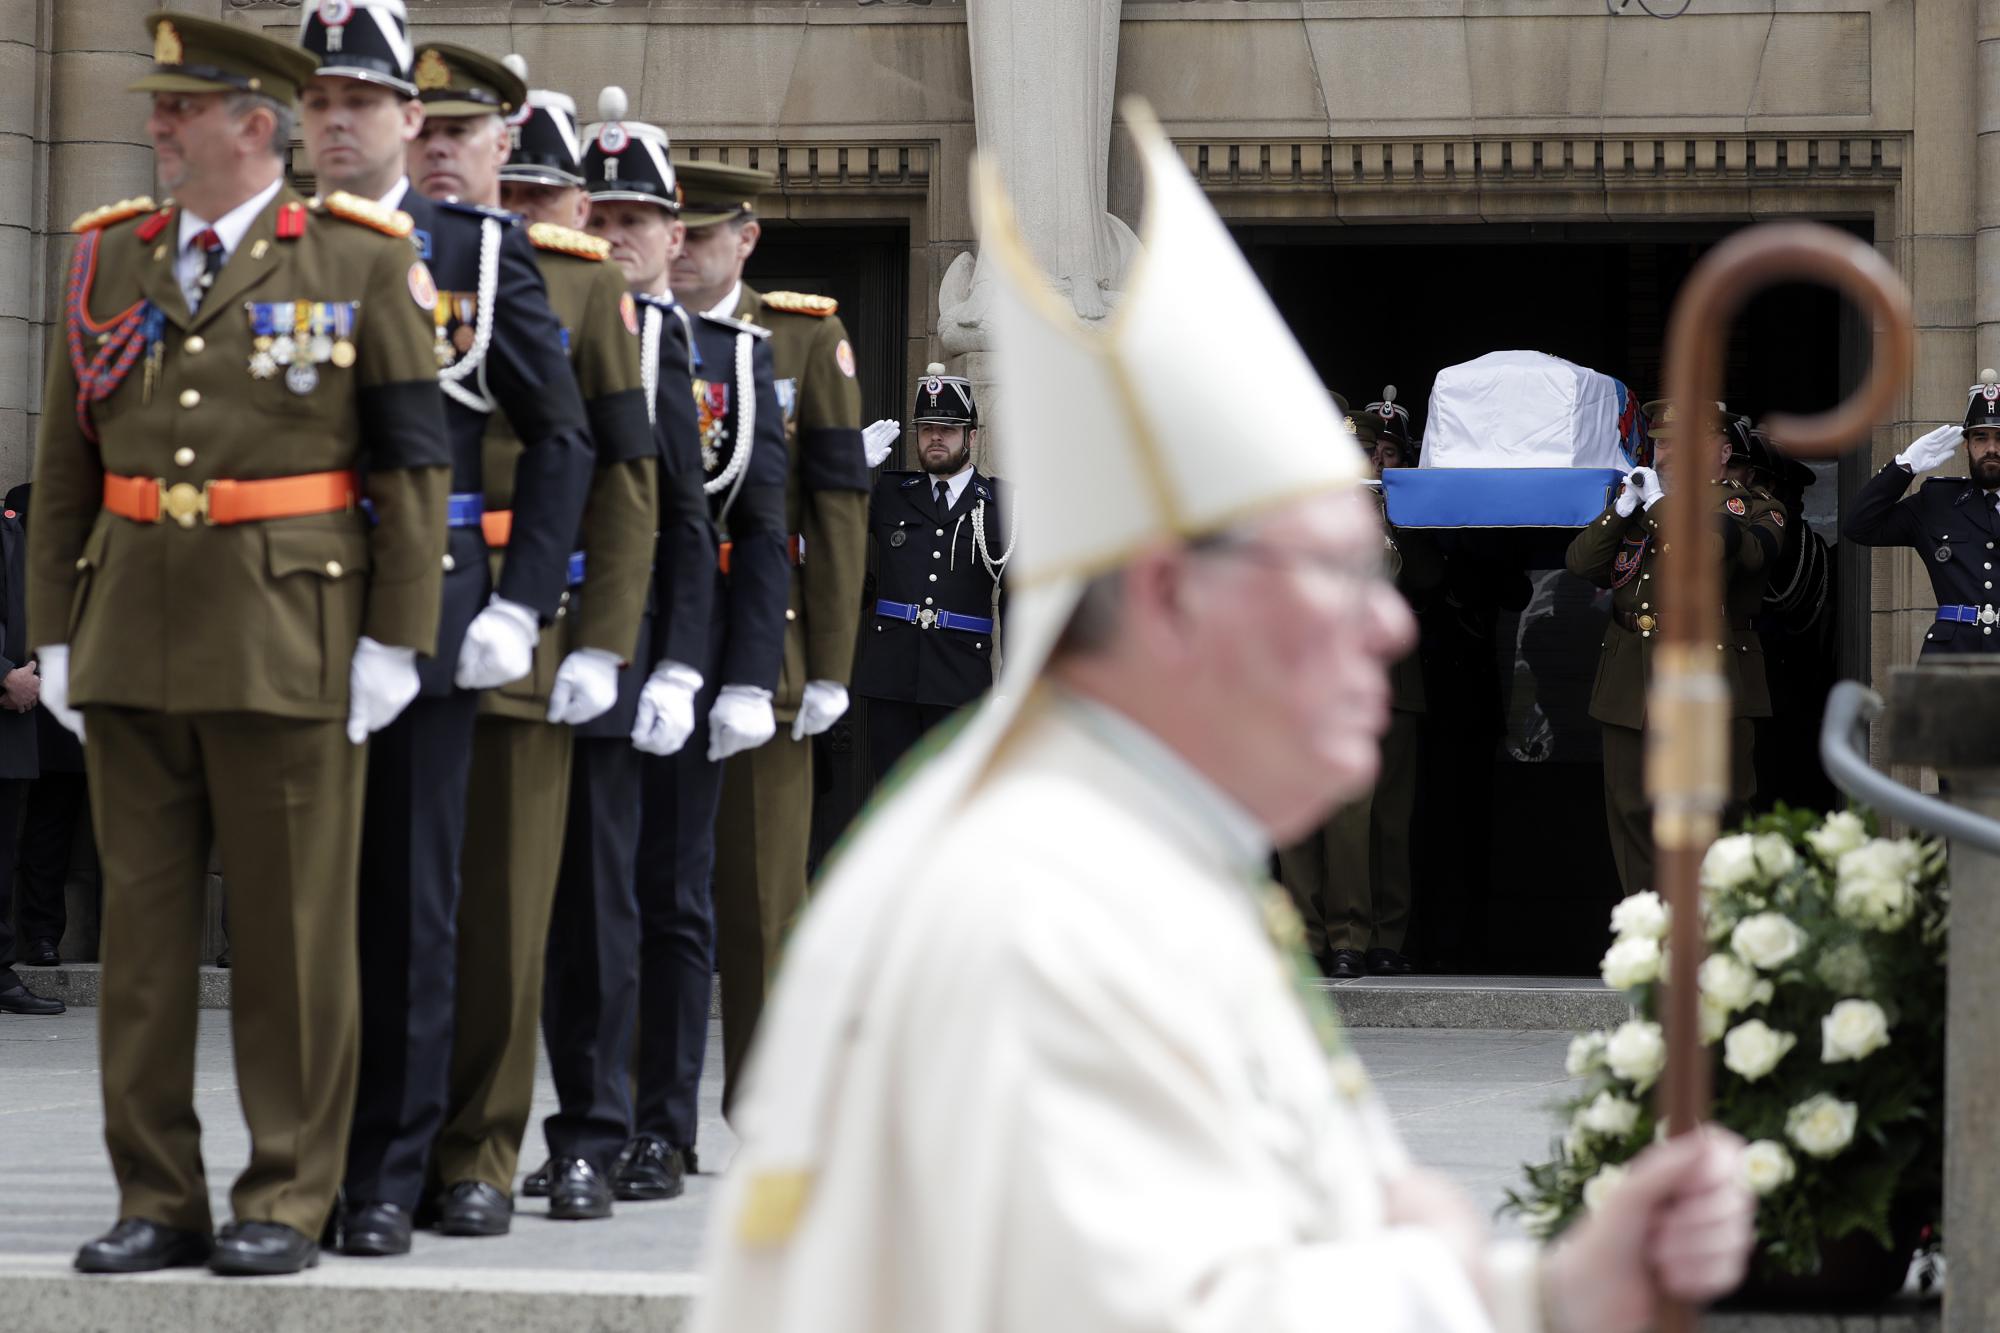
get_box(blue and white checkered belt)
[875,598,993,635]
[1935,604,1999,626]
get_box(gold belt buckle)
[917,607,937,630]
[157,478,210,529]
[1635,612,1657,632]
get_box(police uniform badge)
[889,527,907,548]
[1937,544,1953,563]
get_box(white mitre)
[710,97,1364,1247]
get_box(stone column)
[0,0,49,488]
[1979,0,2000,373]
[937,0,1139,453]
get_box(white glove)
[35,644,84,742]
[1634,466,1666,510]
[346,636,421,745]
[791,679,850,741]
[707,684,776,762]
[631,660,702,757]
[1895,423,1962,474]
[1614,470,1643,518]
[862,419,901,469]
[454,596,540,691]
[547,647,622,726]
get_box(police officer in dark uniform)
[1844,370,2000,654]
[513,87,716,1219]
[294,8,596,1258]
[854,363,1009,784]
[1744,423,1837,812]
[619,164,792,1201]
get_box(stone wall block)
[1465,17,1605,120]
[50,51,150,149]
[1747,14,1870,117]
[1912,327,1977,419]
[1908,234,1977,331]
[506,24,651,114]
[0,39,37,144]
[630,22,806,135]
[779,23,974,128]
[45,142,154,242]
[0,135,35,233]
[1304,17,1471,125]
[1117,17,1326,128]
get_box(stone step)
[16,965,1633,1031]
[0,1254,1938,1332]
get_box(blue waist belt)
[567,551,586,587]
[361,491,484,527]
[875,598,993,634]
[1936,604,1997,625]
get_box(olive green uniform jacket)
[28,187,451,715]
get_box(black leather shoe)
[26,939,59,967]
[340,1201,413,1257]
[435,1181,512,1237]
[1366,947,1416,977]
[208,1221,318,1276]
[613,1134,686,1202]
[1326,949,1367,980]
[547,1158,613,1221]
[0,981,62,1015]
[75,1218,212,1273]
[521,1160,551,1198]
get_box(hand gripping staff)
[1650,223,1912,1333]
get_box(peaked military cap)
[1965,369,2000,431]
[581,87,678,210]
[1746,425,1817,492]
[494,55,584,187]
[1723,413,1755,466]
[676,160,773,228]
[912,361,977,427]
[1643,398,1729,440]
[133,12,321,104]
[411,42,523,119]
[298,0,415,98]
[1362,385,1415,452]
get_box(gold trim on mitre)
[154,20,183,66]
[974,97,1364,589]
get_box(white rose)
[1582,1163,1628,1213]
[1787,1093,1859,1159]
[1834,841,1919,931]
[1600,935,1662,990]
[1698,953,1758,1012]
[1752,833,1799,881]
[1751,980,1775,1006]
[1565,1032,1608,1078]
[1815,942,1873,995]
[1575,1090,1642,1140]
[1742,1140,1797,1196]
[1722,1019,1797,1082]
[1701,833,1761,891]
[1821,998,1892,1063]
[1605,1019,1666,1089]
[1699,994,1732,1046]
[1731,912,1807,971]
[1519,1201,1563,1240]
[1806,810,1869,862]
[1610,891,1670,941]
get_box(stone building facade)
[6,2,1998,860]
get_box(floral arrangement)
[1506,808,1947,1278]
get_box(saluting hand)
[862,419,902,469]
[1895,423,1962,475]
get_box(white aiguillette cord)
[439,217,500,414]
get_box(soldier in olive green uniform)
[670,162,871,1106]
[32,17,450,1276]
[405,47,657,1236]
[1279,392,1442,978]
[1565,402,1784,896]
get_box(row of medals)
[250,328,355,396]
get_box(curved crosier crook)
[1650,223,1914,1333]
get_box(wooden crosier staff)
[1651,223,1913,1333]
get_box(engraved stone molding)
[673,141,932,195]
[1180,135,1906,193]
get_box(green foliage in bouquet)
[1505,806,1947,1277]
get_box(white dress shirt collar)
[926,464,976,510]
[376,177,411,212]
[703,282,743,320]
[175,178,283,311]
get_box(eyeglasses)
[150,94,223,124]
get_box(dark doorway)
[1236,221,1871,975]
[743,222,910,866]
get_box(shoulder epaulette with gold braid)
[317,190,414,239]
[71,197,159,234]
[761,290,839,318]
[527,222,609,261]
